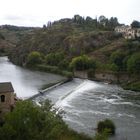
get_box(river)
[1,57,140,140]
[0,57,65,98]
[33,79,140,140]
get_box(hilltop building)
[0,82,17,116]
[115,25,140,39]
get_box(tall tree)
[131,20,140,28]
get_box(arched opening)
[1,95,5,102]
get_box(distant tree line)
[43,15,119,31]
[0,25,35,31]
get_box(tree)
[131,20,140,28]
[58,59,70,70]
[97,119,115,135]
[109,63,119,72]
[108,17,119,29]
[27,51,42,66]
[98,15,108,26]
[86,16,93,24]
[110,51,125,71]
[70,55,96,71]
[45,52,64,66]
[0,101,67,140]
[0,101,92,140]
[127,53,140,74]
[73,15,84,24]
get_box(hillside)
[0,25,38,55]
[1,16,140,90]
[8,16,121,65]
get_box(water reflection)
[0,56,65,98]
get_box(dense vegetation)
[0,15,140,90]
[0,25,37,56]
[0,100,110,140]
[97,119,115,135]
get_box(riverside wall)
[74,71,134,84]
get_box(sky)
[0,0,139,27]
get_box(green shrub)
[62,71,73,79]
[127,53,140,74]
[110,51,125,71]
[123,81,140,91]
[27,51,42,66]
[58,59,70,70]
[109,63,119,72]
[45,52,64,66]
[0,101,92,140]
[36,64,73,78]
[97,119,115,135]
[94,129,109,140]
[70,55,96,71]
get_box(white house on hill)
[115,25,140,39]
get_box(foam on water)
[63,117,85,127]
[54,80,99,108]
[33,78,140,140]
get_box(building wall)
[74,71,88,79]
[74,71,132,84]
[0,92,15,114]
[94,73,118,83]
[115,26,140,39]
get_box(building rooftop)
[0,82,14,93]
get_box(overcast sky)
[0,0,139,27]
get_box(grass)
[36,64,73,78]
[123,81,140,91]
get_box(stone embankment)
[74,70,136,84]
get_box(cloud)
[0,0,139,26]
[4,15,23,21]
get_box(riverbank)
[26,64,140,92]
[26,64,73,79]
[74,70,140,92]
[0,56,67,98]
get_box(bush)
[127,53,140,74]
[123,81,140,91]
[36,64,73,78]
[70,55,96,71]
[45,52,64,66]
[0,101,92,140]
[58,59,70,70]
[97,119,115,135]
[94,129,109,140]
[110,51,125,71]
[27,51,42,66]
[109,63,119,72]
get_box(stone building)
[0,82,17,115]
[115,25,140,39]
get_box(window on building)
[1,95,5,102]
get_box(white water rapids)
[33,79,140,140]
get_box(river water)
[1,57,140,140]
[0,57,65,98]
[34,79,140,140]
